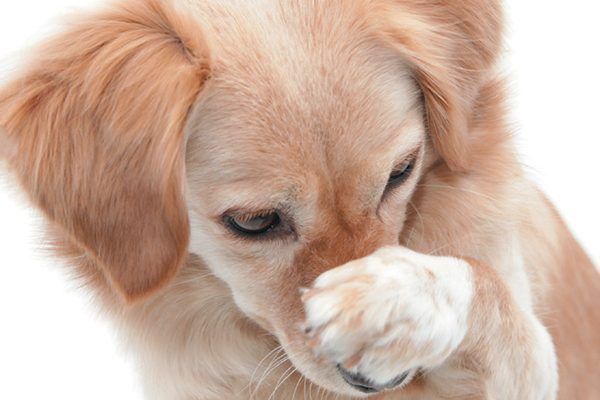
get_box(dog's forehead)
[185,0,422,188]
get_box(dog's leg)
[302,247,557,399]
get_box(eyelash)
[386,156,417,191]
[223,210,295,241]
[227,212,279,235]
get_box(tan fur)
[370,0,504,171]
[0,0,210,301]
[0,0,597,399]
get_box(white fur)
[303,247,473,387]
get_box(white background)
[0,1,598,399]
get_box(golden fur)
[0,0,597,398]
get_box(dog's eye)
[387,157,416,189]
[227,212,281,236]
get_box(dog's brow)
[400,145,421,162]
[393,142,423,168]
[211,189,296,220]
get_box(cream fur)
[0,0,598,399]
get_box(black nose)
[338,367,379,393]
[337,365,410,393]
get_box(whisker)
[407,199,425,244]
[303,374,308,400]
[250,349,287,399]
[267,365,296,400]
[242,345,283,397]
[309,380,316,400]
[291,375,304,400]
[416,183,497,202]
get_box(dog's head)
[0,0,502,395]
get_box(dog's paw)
[302,247,473,389]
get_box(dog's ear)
[0,0,210,302]
[372,0,503,171]
[0,127,16,160]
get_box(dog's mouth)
[273,335,416,397]
[248,293,416,397]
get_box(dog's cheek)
[187,212,297,326]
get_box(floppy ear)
[372,0,503,171]
[0,0,210,301]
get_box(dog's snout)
[337,365,410,394]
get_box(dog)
[0,0,598,398]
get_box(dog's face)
[0,0,502,396]
[184,30,425,392]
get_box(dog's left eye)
[226,212,281,236]
[386,157,416,190]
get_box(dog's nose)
[337,365,410,393]
[338,366,379,393]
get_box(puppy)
[1,0,598,399]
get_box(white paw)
[302,247,473,388]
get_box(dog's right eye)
[226,211,282,237]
